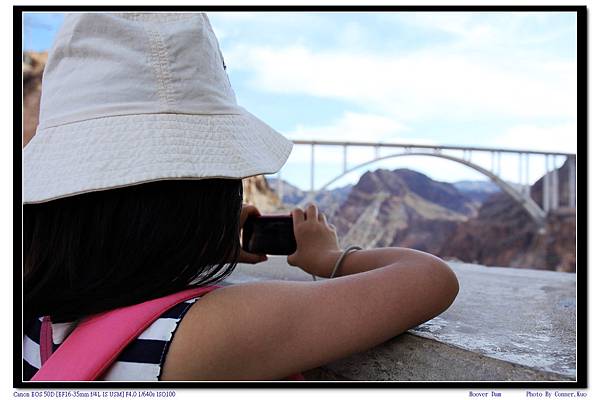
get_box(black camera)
[242,214,297,256]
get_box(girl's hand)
[287,204,342,277]
[237,204,268,264]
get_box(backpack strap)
[31,286,220,381]
[39,316,54,366]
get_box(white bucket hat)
[23,12,293,204]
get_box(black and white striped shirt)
[23,297,200,381]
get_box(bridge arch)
[301,151,546,226]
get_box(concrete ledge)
[302,333,570,381]
[226,257,576,381]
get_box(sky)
[22,11,578,191]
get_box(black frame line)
[14,4,588,390]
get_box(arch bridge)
[274,140,576,227]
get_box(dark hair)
[23,179,243,324]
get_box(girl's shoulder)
[161,277,388,380]
[23,296,203,381]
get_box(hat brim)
[23,111,293,204]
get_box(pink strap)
[32,286,219,381]
[39,316,54,366]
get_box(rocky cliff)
[331,169,477,252]
[452,180,500,204]
[267,177,352,215]
[439,162,576,272]
[242,176,283,212]
[328,165,575,272]
[22,52,47,148]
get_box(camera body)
[242,214,297,255]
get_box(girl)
[23,12,458,381]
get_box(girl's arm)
[161,204,459,381]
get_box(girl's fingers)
[306,203,318,221]
[291,208,305,229]
[242,204,260,218]
[240,204,261,225]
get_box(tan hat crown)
[24,13,293,204]
[39,13,240,130]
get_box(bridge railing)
[272,140,576,224]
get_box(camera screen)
[244,216,296,255]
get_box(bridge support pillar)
[525,153,530,198]
[568,155,576,208]
[551,155,559,210]
[518,153,523,194]
[491,151,501,176]
[310,144,315,194]
[497,152,501,176]
[543,155,550,212]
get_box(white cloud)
[383,12,574,52]
[282,112,438,172]
[493,123,577,154]
[286,111,409,142]
[394,12,488,39]
[208,12,263,23]
[212,12,578,189]
[225,43,576,122]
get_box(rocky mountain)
[267,177,352,215]
[22,52,47,148]
[529,160,574,208]
[267,178,306,205]
[439,161,575,272]
[242,176,284,212]
[331,169,478,252]
[453,180,500,204]
[270,175,496,215]
[328,165,575,272]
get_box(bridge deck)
[292,139,575,157]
